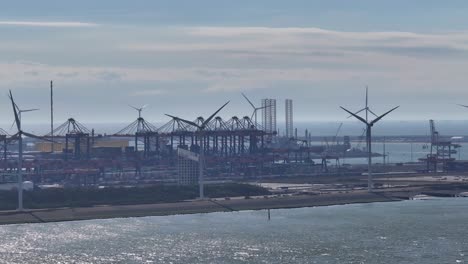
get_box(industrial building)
[177,147,200,185]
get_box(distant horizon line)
[8,119,468,125]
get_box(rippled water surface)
[1,199,468,263]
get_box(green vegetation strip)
[0,183,270,211]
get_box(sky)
[2,0,468,131]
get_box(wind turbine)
[8,90,48,211]
[165,101,229,199]
[18,109,39,122]
[241,93,267,127]
[340,105,399,192]
[348,87,378,122]
[129,104,148,118]
[10,102,39,129]
[346,87,379,157]
[129,104,148,133]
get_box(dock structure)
[113,105,159,158]
[43,118,91,160]
[3,87,446,193]
[420,120,460,172]
[157,115,269,158]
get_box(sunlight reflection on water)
[0,199,467,263]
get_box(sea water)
[322,141,468,165]
[0,198,467,263]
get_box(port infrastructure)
[166,101,230,199]
[45,118,91,160]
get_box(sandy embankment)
[0,191,401,225]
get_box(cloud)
[203,79,272,93]
[131,89,167,96]
[351,46,468,58]
[14,60,47,66]
[24,70,39,76]
[0,21,98,27]
[3,26,468,102]
[56,72,79,78]
[93,71,124,81]
[123,26,468,60]
[0,61,391,91]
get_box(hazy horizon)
[8,119,468,137]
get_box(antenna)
[50,80,54,153]
[365,86,368,122]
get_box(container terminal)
[0,86,467,198]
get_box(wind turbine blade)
[128,104,139,111]
[8,132,20,139]
[370,106,399,126]
[142,104,148,109]
[21,108,39,113]
[368,109,379,118]
[202,101,230,128]
[241,93,256,109]
[347,108,366,118]
[335,122,343,138]
[10,120,16,130]
[8,90,20,131]
[6,134,20,143]
[340,106,368,124]
[458,104,468,108]
[256,106,268,110]
[165,114,201,129]
[262,103,272,109]
[22,131,55,142]
[365,86,368,109]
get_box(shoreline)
[0,191,403,225]
[1,175,467,225]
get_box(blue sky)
[2,0,468,130]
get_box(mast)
[50,80,54,152]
